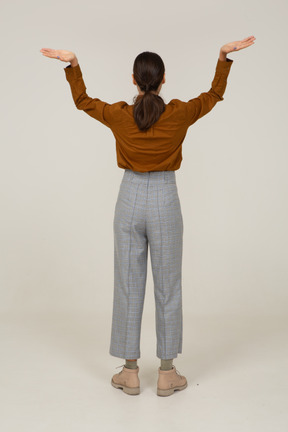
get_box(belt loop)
[165,171,169,184]
[131,170,135,183]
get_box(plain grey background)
[0,0,287,431]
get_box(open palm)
[222,35,256,54]
[40,48,75,63]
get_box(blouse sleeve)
[184,57,234,127]
[64,63,114,128]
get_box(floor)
[0,310,287,431]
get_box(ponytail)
[132,51,165,132]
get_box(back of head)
[133,51,166,132]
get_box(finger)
[241,36,255,42]
[41,53,58,59]
[239,39,255,46]
[40,50,56,55]
[241,39,255,46]
[238,42,255,50]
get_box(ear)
[162,73,166,84]
[132,73,137,85]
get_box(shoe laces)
[115,363,139,375]
[114,363,125,375]
[116,363,126,369]
[115,364,182,376]
[171,365,184,377]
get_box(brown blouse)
[64,57,233,172]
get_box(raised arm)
[183,36,256,127]
[184,54,233,127]
[39,48,114,128]
[64,61,113,128]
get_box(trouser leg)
[146,183,184,359]
[109,180,148,359]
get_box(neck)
[138,90,159,96]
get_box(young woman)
[40,35,256,397]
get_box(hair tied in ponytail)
[133,51,165,132]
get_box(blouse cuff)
[64,63,82,80]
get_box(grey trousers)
[109,169,184,360]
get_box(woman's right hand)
[40,48,76,63]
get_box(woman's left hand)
[221,36,256,54]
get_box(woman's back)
[64,57,233,172]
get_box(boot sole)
[157,382,188,396]
[111,379,140,395]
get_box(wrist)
[70,57,78,67]
[219,49,227,62]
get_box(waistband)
[123,169,176,184]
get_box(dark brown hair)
[132,51,166,132]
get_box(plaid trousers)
[109,169,184,360]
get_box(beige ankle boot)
[111,365,140,395]
[157,365,188,396]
